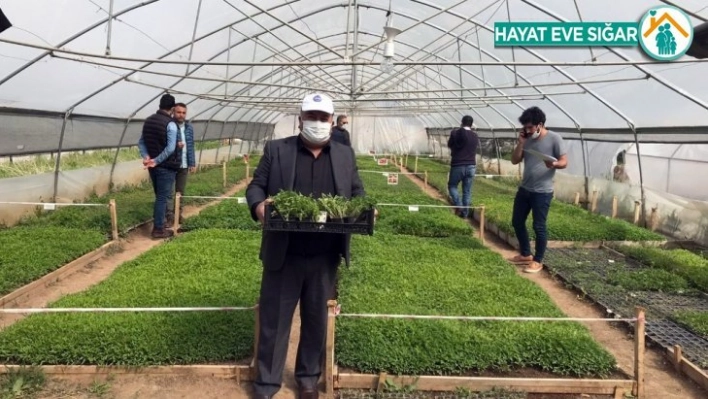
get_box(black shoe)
[298,386,319,399]
[151,228,174,239]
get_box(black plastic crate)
[263,204,375,235]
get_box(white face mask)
[301,120,331,144]
[529,129,541,140]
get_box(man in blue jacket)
[166,102,196,225]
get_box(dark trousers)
[167,168,188,214]
[254,253,339,396]
[448,164,476,218]
[148,167,176,230]
[511,187,553,263]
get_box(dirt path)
[402,170,706,399]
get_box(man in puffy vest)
[447,115,479,219]
[138,94,181,239]
[166,103,196,225]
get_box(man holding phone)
[509,106,567,273]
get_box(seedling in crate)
[270,191,319,221]
[318,194,349,222]
[264,191,377,235]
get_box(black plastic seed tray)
[263,204,375,235]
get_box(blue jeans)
[512,187,553,263]
[448,165,476,217]
[148,167,177,229]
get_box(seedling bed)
[264,204,375,235]
[543,248,708,370]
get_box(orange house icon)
[644,12,690,38]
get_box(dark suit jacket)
[246,136,365,271]
[330,127,351,147]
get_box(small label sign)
[378,158,389,166]
[317,211,328,223]
[237,197,247,204]
[408,206,419,212]
[43,203,56,211]
[387,173,399,185]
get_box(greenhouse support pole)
[105,0,114,56]
[227,121,239,162]
[494,133,502,176]
[579,131,590,208]
[237,122,251,155]
[197,120,211,165]
[52,109,73,201]
[350,0,359,96]
[632,131,648,228]
[344,0,354,60]
[350,110,356,148]
[214,121,227,163]
[185,0,204,76]
[109,117,134,191]
[457,38,463,100]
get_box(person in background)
[447,115,479,219]
[138,94,181,239]
[509,106,568,273]
[613,150,629,183]
[166,103,196,225]
[330,114,351,146]
[246,93,365,399]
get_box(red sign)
[387,173,399,185]
[378,158,389,166]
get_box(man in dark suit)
[330,115,351,146]
[246,93,365,399]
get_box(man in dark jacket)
[138,94,180,238]
[166,102,196,225]
[246,93,365,399]
[447,115,479,219]
[330,115,351,146]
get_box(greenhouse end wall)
[0,146,242,227]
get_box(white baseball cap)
[301,93,334,115]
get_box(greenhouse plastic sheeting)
[0,147,241,226]
[0,108,274,156]
[0,0,707,145]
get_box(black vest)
[449,127,479,167]
[142,110,181,170]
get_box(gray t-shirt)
[520,130,566,193]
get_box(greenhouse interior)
[1,1,708,398]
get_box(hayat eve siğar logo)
[638,6,694,61]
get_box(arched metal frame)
[0,0,706,214]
